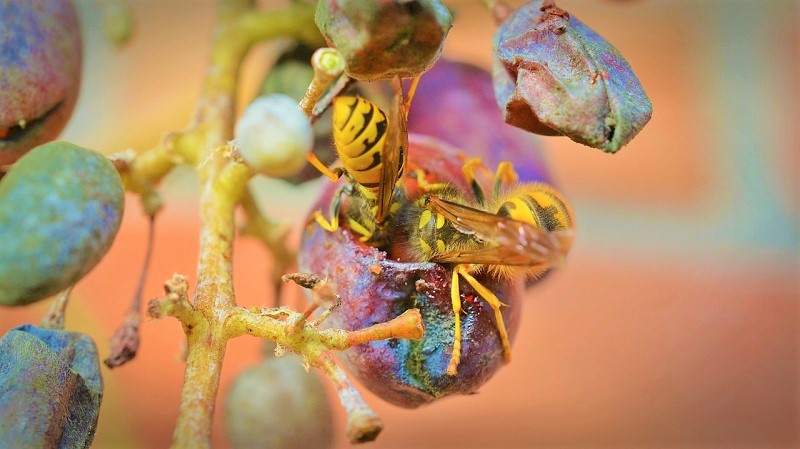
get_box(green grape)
[0,142,124,306]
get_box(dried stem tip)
[283,272,338,309]
[299,48,345,116]
[312,47,345,78]
[346,309,424,347]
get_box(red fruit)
[0,0,82,164]
[299,135,526,408]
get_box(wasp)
[306,76,419,245]
[395,158,576,375]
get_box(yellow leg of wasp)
[307,185,346,233]
[404,76,421,113]
[347,218,373,242]
[457,266,512,364]
[492,161,518,197]
[461,157,488,206]
[414,169,449,193]
[446,268,464,376]
[306,152,341,183]
[310,210,339,232]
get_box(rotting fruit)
[300,135,538,407]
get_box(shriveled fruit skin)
[225,352,334,449]
[0,0,82,164]
[0,142,124,306]
[299,135,525,408]
[0,324,103,449]
[493,0,652,152]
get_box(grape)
[315,0,452,80]
[0,324,103,449]
[225,349,334,449]
[235,95,313,179]
[0,142,124,306]
[299,136,524,408]
[407,58,552,184]
[0,0,82,164]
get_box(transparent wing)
[375,77,408,223]
[426,195,574,266]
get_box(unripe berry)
[0,142,124,306]
[234,94,313,179]
[225,350,334,449]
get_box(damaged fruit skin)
[0,325,103,449]
[493,0,652,152]
[315,0,452,81]
[299,135,525,408]
[0,0,83,164]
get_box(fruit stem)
[41,287,73,330]
[156,2,320,448]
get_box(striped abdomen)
[332,96,388,191]
[493,184,573,232]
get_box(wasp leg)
[307,152,344,183]
[446,267,464,376]
[404,76,421,114]
[461,157,488,206]
[307,184,346,232]
[413,169,449,193]
[492,161,519,198]
[347,217,374,242]
[456,266,512,364]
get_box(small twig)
[240,189,296,302]
[478,0,512,23]
[282,273,341,332]
[315,353,383,443]
[105,214,157,369]
[41,287,73,330]
[299,48,345,116]
[310,75,356,124]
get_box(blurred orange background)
[1,0,798,448]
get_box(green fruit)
[0,142,124,306]
[225,350,334,449]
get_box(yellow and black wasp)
[306,76,419,245]
[395,158,576,375]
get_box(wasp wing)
[426,195,574,266]
[375,77,408,223]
